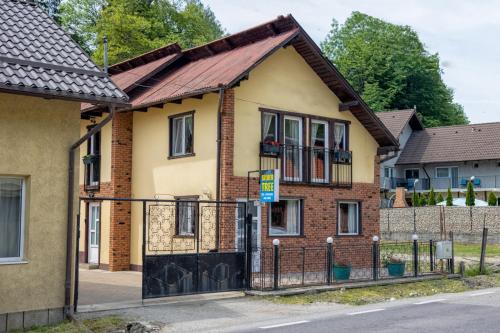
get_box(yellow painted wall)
[233,47,379,183]
[130,94,219,265]
[79,117,112,185]
[0,93,80,313]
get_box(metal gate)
[143,200,250,298]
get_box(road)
[77,287,500,333]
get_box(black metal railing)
[251,239,448,291]
[381,175,500,191]
[259,143,352,188]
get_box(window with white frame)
[334,122,346,150]
[262,112,278,143]
[0,177,25,261]
[337,201,360,235]
[269,199,301,236]
[384,167,394,178]
[170,112,194,157]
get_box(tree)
[90,0,225,65]
[446,188,453,206]
[465,181,475,206]
[437,193,444,204]
[419,193,428,207]
[428,188,436,206]
[321,12,468,127]
[488,192,497,206]
[36,0,62,21]
[412,191,420,207]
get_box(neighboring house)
[0,0,126,331]
[377,110,500,206]
[78,15,397,272]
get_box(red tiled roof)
[376,109,423,139]
[396,122,500,165]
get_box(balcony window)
[269,199,302,236]
[262,112,278,143]
[334,122,346,150]
[311,119,329,183]
[170,112,194,157]
[283,116,303,181]
[84,127,100,190]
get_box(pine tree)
[437,193,444,204]
[420,193,428,206]
[488,192,497,206]
[446,188,453,206]
[465,181,475,206]
[428,188,436,205]
[412,191,420,207]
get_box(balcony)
[83,154,100,191]
[381,175,500,191]
[259,143,352,188]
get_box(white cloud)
[203,0,500,124]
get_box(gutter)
[64,106,116,315]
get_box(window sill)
[336,234,363,237]
[0,260,29,266]
[267,235,305,238]
[168,153,196,160]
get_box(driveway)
[78,269,142,307]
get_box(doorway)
[87,202,100,265]
[236,199,261,272]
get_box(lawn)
[12,315,126,333]
[454,243,500,258]
[263,273,500,306]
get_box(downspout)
[64,106,116,315]
[215,88,225,250]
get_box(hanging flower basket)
[261,141,281,155]
[82,154,99,165]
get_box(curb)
[245,274,461,297]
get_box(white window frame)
[334,122,346,150]
[0,176,26,263]
[337,201,360,236]
[311,119,330,183]
[89,133,99,186]
[283,116,303,182]
[171,114,193,157]
[435,166,458,178]
[268,199,302,236]
[384,167,394,178]
[262,112,278,142]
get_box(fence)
[250,237,450,291]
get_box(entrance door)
[88,203,100,264]
[283,116,303,181]
[236,200,261,272]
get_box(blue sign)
[260,169,279,203]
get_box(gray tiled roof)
[0,0,127,104]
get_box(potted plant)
[261,139,281,156]
[333,261,351,280]
[383,255,406,277]
[82,154,99,165]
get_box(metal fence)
[251,239,451,291]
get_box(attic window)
[473,163,479,169]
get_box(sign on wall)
[260,169,279,203]
[435,241,453,259]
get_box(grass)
[264,274,500,306]
[454,243,500,258]
[12,315,126,333]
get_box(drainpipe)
[64,106,116,315]
[215,88,225,202]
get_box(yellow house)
[79,15,397,277]
[0,1,127,331]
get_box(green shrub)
[446,188,453,206]
[412,191,420,207]
[428,188,436,205]
[488,192,497,206]
[420,193,428,206]
[437,193,444,204]
[465,181,475,206]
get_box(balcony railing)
[381,175,500,191]
[260,143,352,188]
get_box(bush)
[446,188,453,206]
[488,192,497,206]
[420,193,428,206]
[465,181,475,206]
[437,193,444,204]
[412,191,420,207]
[428,188,436,205]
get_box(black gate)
[143,200,250,298]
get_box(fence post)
[273,239,280,290]
[245,212,253,290]
[326,237,333,285]
[480,227,489,274]
[412,234,419,277]
[429,240,434,272]
[449,231,455,274]
[372,235,379,281]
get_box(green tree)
[428,188,436,206]
[412,191,420,207]
[437,193,444,204]
[446,188,453,206]
[321,12,468,127]
[420,193,428,207]
[465,181,475,206]
[488,192,497,206]
[36,0,62,21]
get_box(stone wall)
[381,207,500,243]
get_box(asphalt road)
[241,289,500,333]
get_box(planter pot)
[387,262,406,277]
[261,143,280,155]
[333,265,351,280]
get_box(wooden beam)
[339,100,360,111]
[149,103,165,109]
[170,99,183,104]
[377,146,399,155]
[190,94,204,100]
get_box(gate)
[143,200,250,298]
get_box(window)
[337,201,360,235]
[405,169,419,179]
[85,127,100,188]
[311,119,329,182]
[0,177,25,261]
[283,116,303,181]
[269,199,301,236]
[176,198,196,236]
[262,112,278,143]
[170,112,194,157]
[384,167,394,178]
[436,167,449,178]
[334,122,346,150]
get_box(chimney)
[393,187,408,208]
[103,36,109,74]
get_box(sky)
[202,0,500,124]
